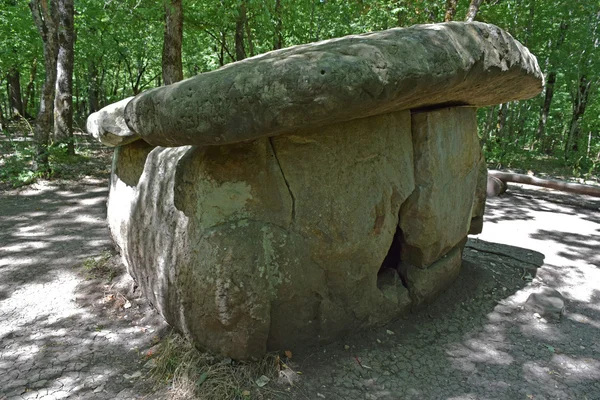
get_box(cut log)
[489,170,600,198]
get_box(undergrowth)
[82,250,118,282]
[0,120,112,189]
[150,332,284,400]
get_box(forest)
[0,0,599,186]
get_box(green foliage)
[2,0,599,184]
[0,122,112,188]
[82,250,117,282]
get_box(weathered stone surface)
[400,243,464,306]
[86,97,140,147]
[124,22,543,147]
[109,111,415,359]
[525,287,565,321]
[400,107,480,267]
[469,151,488,235]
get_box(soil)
[1,165,599,399]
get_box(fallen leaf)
[255,375,270,387]
[545,344,555,353]
[242,390,251,396]
[386,330,394,335]
[284,350,293,359]
[196,372,208,387]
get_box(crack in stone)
[268,137,296,224]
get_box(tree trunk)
[88,61,100,113]
[273,0,283,50]
[22,57,38,117]
[162,0,183,85]
[489,170,600,198]
[444,0,458,22]
[465,0,483,22]
[235,1,247,61]
[54,0,75,155]
[535,70,555,151]
[7,68,24,118]
[495,102,509,142]
[564,75,592,157]
[30,0,59,173]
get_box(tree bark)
[273,0,283,50]
[7,67,24,118]
[162,0,183,85]
[235,1,247,61]
[465,0,483,22]
[489,170,600,198]
[535,70,555,150]
[22,57,38,117]
[444,0,458,22]
[564,75,592,157]
[87,61,100,113]
[29,0,59,173]
[54,0,75,155]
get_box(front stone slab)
[400,107,479,268]
[109,111,416,358]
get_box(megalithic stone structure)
[88,22,543,360]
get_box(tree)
[465,0,482,22]
[29,0,58,172]
[54,0,75,155]
[444,0,458,22]
[7,67,24,118]
[162,0,183,85]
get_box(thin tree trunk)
[162,0,183,85]
[22,57,38,117]
[245,10,255,56]
[273,0,283,50]
[465,0,483,22]
[7,67,24,118]
[88,61,99,113]
[30,0,59,173]
[235,1,247,61]
[564,75,592,157]
[444,0,458,22]
[535,70,555,151]
[495,102,509,143]
[54,0,75,155]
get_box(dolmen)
[87,22,543,359]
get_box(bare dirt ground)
[1,169,599,399]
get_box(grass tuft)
[150,332,283,400]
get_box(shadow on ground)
[0,179,168,399]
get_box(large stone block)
[124,22,543,147]
[108,111,415,358]
[399,107,480,267]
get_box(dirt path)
[1,176,599,400]
[0,178,167,400]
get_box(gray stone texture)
[123,22,543,147]
[86,97,140,147]
[525,287,566,321]
[93,22,545,359]
[399,107,480,267]
[469,151,488,235]
[110,111,416,359]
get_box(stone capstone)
[124,22,543,147]
[90,22,544,359]
[86,97,140,147]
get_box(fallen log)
[488,170,600,198]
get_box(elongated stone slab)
[124,22,543,147]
